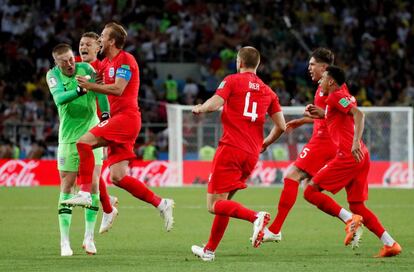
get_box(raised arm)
[261,112,286,153]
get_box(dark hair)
[238,46,260,69]
[81,32,99,40]
[326,65,346,86]
[311,47,334,65]
[105,22,127,49]
[52,43,72,56]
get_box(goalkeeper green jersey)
[46,62,109,144]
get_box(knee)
[110,172,125,185]
[349,201,364,214]
[303,183,318,202]
[207,201,215,214]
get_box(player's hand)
[101,112,110,121]
[192,104,203,115]
[76,86,88,96]
[286,119,303,132]
[351,141,364,162]
[260,142,269,153]
[304,104,325,119]
[95,73,103,84]
[76,75,93,90]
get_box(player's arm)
[76,65,130,96]
[349,107,365,162]
[46,72,86,106]
[262,112,286,153]
[96,93,110,120]
[286,116,313,132]
[192,95,224,114]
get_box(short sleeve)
[115,54,132,81]
[215,76,232,101]
[267,89,282,115]
[327,91,356,114]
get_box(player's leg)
[348,201,401,257]
[346,157,401,257]
[83,163,101,255]
[58,170,77,257]
[99,174,119,234]
[61,132,107,206]
[111,160,174,231]
[266,165,304,240]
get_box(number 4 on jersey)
[243,92,258,122]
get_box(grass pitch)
[0,186,412,271]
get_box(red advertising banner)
[0,159,412,188]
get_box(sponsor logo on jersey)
[48,77,57,88]
[109,67,115,78]
[218,81,226,89]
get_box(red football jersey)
[325,87,365,154]
[312,85,330,138]
[101,50,140,116]
[215,72,282,155]
[313,84,350,138]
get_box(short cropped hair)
[238,46,260,69]
[326,65,346,86]
[105,22,127,49]
[311,48,334,65]
[81,32,100,40]
[52,43,72,56]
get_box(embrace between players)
[46,22,401,259]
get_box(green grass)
[0,187,413,271]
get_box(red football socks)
[304,185,342,217]
[76,143,94,193]
[268,178,299,234]
[213,200,257,223]
[99,176,113,214]
[205,215,230,252]
[117,175,161,207]
[349,202,385,238]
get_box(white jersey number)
[243,92,258,122]
[299,147,310,158]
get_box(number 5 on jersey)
[299,147,310,158]
[243,92,258,122]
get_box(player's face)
[79,37,99,63]
[54,51,75,76]
[308,57,326,82]
[99,27,112,55]
[319,71,332,95]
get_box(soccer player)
[191,46,286,261]
[78,31,119,234]
[46,44,110,256]
[304,66,402,257]
[263,48,353,242]
[61,22,175,232]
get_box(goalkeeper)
[46,43,109,256]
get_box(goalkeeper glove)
[76,86,87,96]
[101,112,110,121]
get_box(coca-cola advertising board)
[0,159,412,188]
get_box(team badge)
[338,97,350,108]
[48,77,57,88]
[109,67,115,78]
[58,157,65,166]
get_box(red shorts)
[294,137,336,177]
[90,113,140,166]
[312,151,370,202]
[208,144,258,194]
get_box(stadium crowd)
[0,0,413,158]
